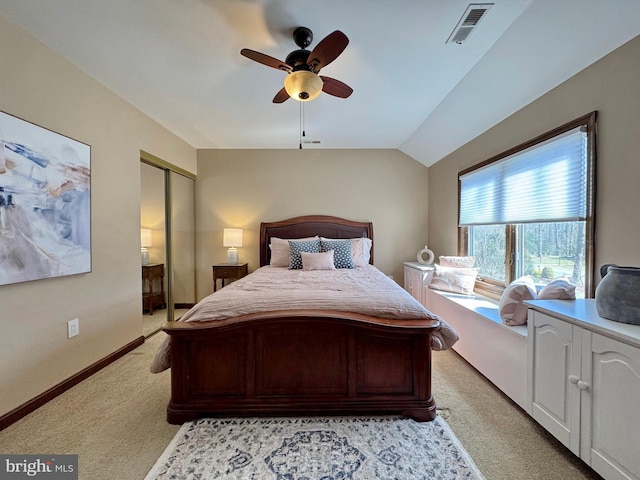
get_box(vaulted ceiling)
[1,0,639,166]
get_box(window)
[458,112,596,299]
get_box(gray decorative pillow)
[320,239,355,269]
[499,275,537,325]
[538,277,576,300]
[288,239,321,269]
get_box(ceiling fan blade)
[272,87,290,103]
[320,76,353,98]
[307,30,349,73]
[241,48,292,73]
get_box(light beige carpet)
[0,331,602,480]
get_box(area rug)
[145,415,485,480]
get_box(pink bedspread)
[150,265,458,373]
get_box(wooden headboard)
[259,215,374,267]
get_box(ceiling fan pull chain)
[299,101,303,149]
[302,101,306,137]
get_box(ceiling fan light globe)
[284,71,323,102]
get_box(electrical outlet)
[67,318,79,338]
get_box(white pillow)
[351,237,372,266]
[320,237,372,267]
[538,277,576,300]
[428,265,478,295]
[269,236,318,267]
[439,256,476,268]
[301,251,336,271]
[499,275,538,326]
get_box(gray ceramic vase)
[595,264,640,325]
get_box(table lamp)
[223,228,243,264]
[141,228,152,265]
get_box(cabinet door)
[404,266,421,303]
[581,331,640,480]
[529,312,582,455]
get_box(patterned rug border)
[146,415,485,480]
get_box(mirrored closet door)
[140,153,195,337]
[169,170,196,322]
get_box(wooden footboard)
[163,310,438,424]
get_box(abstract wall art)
[0,111,91,286]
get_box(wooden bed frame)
[162,215,439,424]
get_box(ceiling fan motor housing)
[293,27,313,49]
[285,49,311,70]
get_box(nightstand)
[142,263,166,315]
[212,263,248,291]
[403,262,434,307]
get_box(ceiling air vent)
[446,3,494,45]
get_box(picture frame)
[0,110,91,286]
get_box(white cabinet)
[582,333,640,479]
[528,312,583,453]
[528,300,640,480]
[403,262,433,307]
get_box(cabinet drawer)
[143,264,164,277]
[215,267,242,278]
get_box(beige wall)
[0,16,196,416]
[428,34,640,279]
[195,149,429,299]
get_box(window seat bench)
[424,288,528,409]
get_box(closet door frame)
[141,150,196,323]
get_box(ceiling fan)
[240,27,353,103]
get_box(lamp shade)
[140,228,152,247]
[223,228,243,247]
[284,71,323,101]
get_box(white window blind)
[459,126,588,226]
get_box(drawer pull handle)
[568,375,579,384]
[577,380,590,391]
